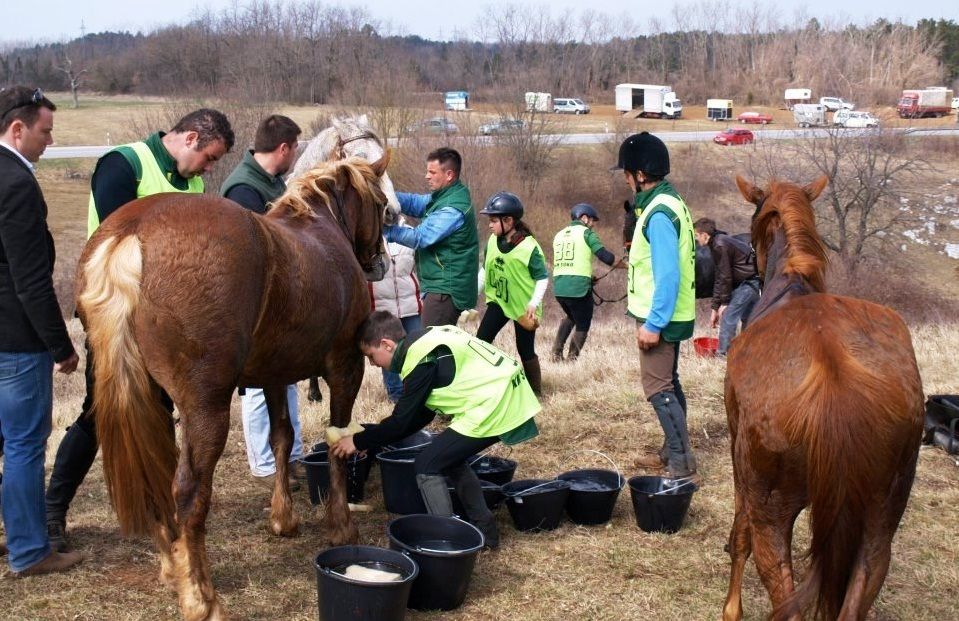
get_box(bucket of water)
[628,475,698,533]
[448,478,505,515]
[387,514,484,611]
[502,479,571,532]
[693,336,719,358]
[384,429,435,451]
[301,450,369,505]
[469,455,517,486]
[558,469,624,525]
[314,545,418,621]
[376,448,427,515]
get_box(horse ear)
[370,149,391,177]
[735,175,763,206]
[804,175,829,202]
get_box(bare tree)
[55,50,87,109]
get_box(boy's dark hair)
[426,147,462,178]
[359,310,407,347]
[171,108,236,151]
[254,115,301,153]
[694,217,717,236]
[0,86,56,134]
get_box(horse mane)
[752,180,829,292]
[270,157,384,219]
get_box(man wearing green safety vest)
[330,310,541,549]
[614,132,698,479]
[551,203,620,362]
[45,109,234,552]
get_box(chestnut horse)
[722,176,924,621]
[77,155,395,621]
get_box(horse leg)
[308,376,323,402]
[263,385,299,537]
[169,405,231,621]
[322,354,363,546]
[722,492,753,621]
[750,502,804,621]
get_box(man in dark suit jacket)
[0,86,82,576]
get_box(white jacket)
[369,233,422,319]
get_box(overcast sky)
[3,0,957,45]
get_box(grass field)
[1,95,958,620]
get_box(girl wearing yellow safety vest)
[475,192,549,395]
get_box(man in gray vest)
[221,115,306,489]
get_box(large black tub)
[376,448,427,515]
[314,545,418,621]
[502,479,571,532]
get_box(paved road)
[40,126,959,160]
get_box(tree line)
[2,2,958,109]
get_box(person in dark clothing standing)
[693,218,760,356]
[0,86,83,576]
[45,108,234,552]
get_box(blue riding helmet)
[570,203,599,221]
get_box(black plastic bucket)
[558,469,624,525]
[384,429,434,451]
[448,479,505,515]
[312,441,375,484]
[469,455,517,486]
[502,479,571,532]
[314,545,418,621]
[628,475,698,534]
[301,450,370,505]
[387,514,484,611]
[376,448,427,515]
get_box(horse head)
[291,114,400,225]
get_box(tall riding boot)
[46,420,99,551]
[448,465,499,549]
[415,474,454,517]
[649,392,697,478]
[551,318,574,362]
[567,330,589,360]
[522,356,542,396]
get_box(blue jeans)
[382,315,422,402]
[0,351,53,572]
[718,281,760,355]
[240,385,303,477]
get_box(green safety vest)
[484,235,545,321]
[399,326,540,440]
[87,141,204,238]
[552,223,593,278]
[627,191,696,341]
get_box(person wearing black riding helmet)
[475,192,549,395]
[551,203,619,362]
[615,132,698,479]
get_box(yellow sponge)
[325,420,364,445]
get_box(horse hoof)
[269,518,300,538]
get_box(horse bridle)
[331,130,380,161]
[325,178,388,273]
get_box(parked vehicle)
[737,111,773,124]
[479,118,526,135]
[553,98,590,114]
[713,128,754,146]
[525,92,552,112]
[784,88,812,110]
[820,96,855,111]
[952,96,959,110]
[833,110,879,128]
[615,83,682,119]
[793,103,827,127]
[444,91,469,111]
[406,117,459,135]
[897,88,953,118]
[707,99,734,121]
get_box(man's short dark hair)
[359,310,407,348]
[0,86,56,134]
[171,108,235,151]
[427,147,461,178]
[694,217,717,236]
[254,115,301,153]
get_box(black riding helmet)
[570,203,599,221]
[481,191,524,219]
[613,132,670,177]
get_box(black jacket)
[708,231,758,309]
[0,146,75,361]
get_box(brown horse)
[722,176,924,621]
[77,155,395,621]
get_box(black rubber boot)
[551,318,574,362]
[568,330,589,360]
[415,474,454,516]
[649,391,697,477]
[46,420,99,551]
[448,465,499,549]
[522,356,542,396]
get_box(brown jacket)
[708,232,757,309]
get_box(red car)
[714,128,754,146]
[737,111,773,124]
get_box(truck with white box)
[525,92,552,113]
[615,84,682,119]
[784,88,812,110]
[897,88,953,118]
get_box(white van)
[553,98,590,114]
[820,96,855,112]
[833,110,879,128]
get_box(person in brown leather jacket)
[694,218,760,356]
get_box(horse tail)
[773,329,910,620]
[79,235,177,536]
